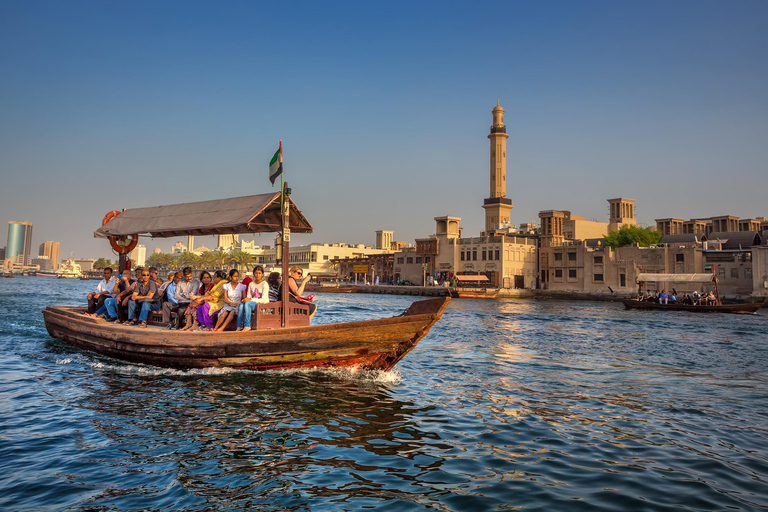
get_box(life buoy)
[102,210,139,255]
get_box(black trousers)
[88,295,108,314]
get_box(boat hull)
[623,298,765,314]
[450,289,498,299]
[42,297,450,371]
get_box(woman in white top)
[236,266,270,331]
[213,269,245,332]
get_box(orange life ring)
[102,210,139,255]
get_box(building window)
[460,251,465,261]
[311,252,317,262]
[554,253,562,261]
[472,250,477,261]
[594,273,604,282]
[568,269,577,279]
[568,252,576,262]
[555,269,563,278]
[425,256,431,263]
[323,255,329,260]
[495,249,500,261]
[746,268,752,278]
[406,257,413,264]
[416,257,422,263]
[676,254,685,263]
[620,273,626,287]
[482,250,486,261]
[594,256,603,264]
[731,268,739,278]
[397,257,404,264]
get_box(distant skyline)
[1,1,766,259]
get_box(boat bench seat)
[251,301,310,329]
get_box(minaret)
[482,100,513,235]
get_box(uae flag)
[269,142,283,185]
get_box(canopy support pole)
[281,182,290,328]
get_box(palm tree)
[198,251,217,270]
[230,250,254,273]
[211,250,231,270]
[177,251,200,269]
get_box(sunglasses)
[142,273,150,276]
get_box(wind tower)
[482,100,513,235]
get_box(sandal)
[139,321,147,328]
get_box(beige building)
[375,230,394,250]
[393,102,539,289]
[38,241,60,270]
[129,244,146,267]
[241,240,390,276]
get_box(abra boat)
[450,274,498,299]
[623,273,765,314]
[42,187,450,371]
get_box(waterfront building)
[32,256,54,271]
[129,245,146,267]
[187,235,195,253]
[73,259,97,272]
[375,230,394,250]
[5,221,33,266]
[392,102,539,289]
[171,242,187,254]
[38,241,60,270]
[217,234,239,251]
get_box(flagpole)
[279,139,284,217]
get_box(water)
[1,278,767,511]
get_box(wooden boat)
[43,296,450,370]
[625,272,765,314]
[623,298,764,314]
[450,274,498,299]
[42,185,450,371]
[305,284,360,294]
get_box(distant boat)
[624,272,765,314]
[57,260,82,279]
[450,274,498,299]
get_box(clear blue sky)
[1,0,766,259]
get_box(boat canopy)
[635,273,715,284]
[94,192,312,239]
[455,275,490,282]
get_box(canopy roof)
[455,274,490,282]
[94,192,312,239]
[636,273,715,284]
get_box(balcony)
[490,126,506,134]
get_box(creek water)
[1,278,767,511]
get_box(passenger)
[268,272,281,302]
[669,293,676,304]
[237,265,270,332]
[241,267,253,289]
[125,268,161,327]
[181,271,212,331]
[169,267,200,330]
[659,289,668,305]
[87,267,116,314]
[692,291,700,305]
[158,271,175,300]
[195,270,226,331]
[681,292,692,305]
[214,269,245,332]
[92,270,124,321]
[114,267,141,321]
[285,266,317,320]
[161,271,183,329]
[149,267,161,288]
[707,291,717,305]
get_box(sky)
[1,0,767,260]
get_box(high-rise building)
[6,221,33,266]
[130,244,147,267]
[187,235,195,252]
[38,241,61,270]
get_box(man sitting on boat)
[125,268,161,327]
[161,271,183,328]
[164,267,199,329]
[87,268,116,314]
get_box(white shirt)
[96,276,117,297]
[247,280,270,304]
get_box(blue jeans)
[128,300,162,322]
[237,302,258,328]
[95,298,118,319]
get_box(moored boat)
[450,274,498,299]
[57,260,82,279]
